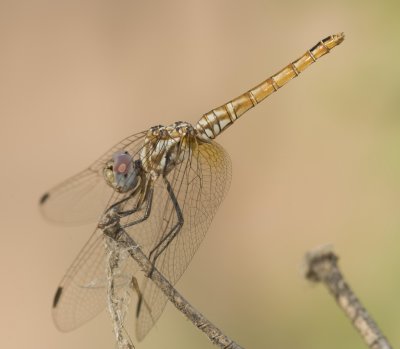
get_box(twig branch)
[304,245,392,349]
[105,237,135,349]
[100,208,244,349]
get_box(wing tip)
[39,192,50,205]
[53,286,63,308]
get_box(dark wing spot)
[39,192,50,205]
[136,296,143,318]
[53,287,63,308]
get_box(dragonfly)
[40,33,344,341]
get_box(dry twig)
[304,245,392,349]
[100,207,244,349]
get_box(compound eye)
[116,162,127,174]
[114,153,132,175]
[104,168,114,184]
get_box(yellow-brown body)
[195,33,344,141]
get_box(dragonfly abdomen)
[195,33,344,141]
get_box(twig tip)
[303,244,338,282]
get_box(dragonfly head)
[103,151,141,193]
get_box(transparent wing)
[50,127,178,331]
[40,131,147,225]
[118,138,232,340]
[51,222,141,331]
[51,131,150,331]
[52,227,108,331]
[51,132,231,337]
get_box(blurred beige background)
[1,0,400,348]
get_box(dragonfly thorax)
[103,151,142,193]
[140,122,197,178]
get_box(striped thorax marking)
[141,122,196,176]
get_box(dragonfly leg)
[135,179,184,318]
[135,220,182,318]
[105,178,146,218]
[116,202,143,218]
[119,189,154,229]
[148,178,184,270]
[105,192,139,215]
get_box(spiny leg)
[120,188,154,228]
[136,178,184,318]
[148,178,183,265]
[105,189,140,216]
[102,189,153,240]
